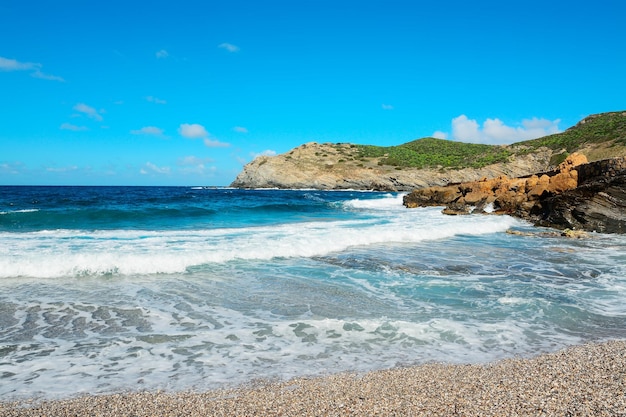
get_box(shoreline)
[2,340,625,416]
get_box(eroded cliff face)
[402,154,626,234]
[403,153,587,212]
[535,158,626,233]
[230,142,554,191]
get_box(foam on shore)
[2,340,625,416]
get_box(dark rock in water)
[441,202,471,215]
[533,169,626,234]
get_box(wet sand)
[2,340,625,416]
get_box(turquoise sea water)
[1,186,625,399]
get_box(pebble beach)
[2,340,625,416]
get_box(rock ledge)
[403,154,626,234]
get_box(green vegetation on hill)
[353,112,626,170]
[512,111,626,152]
[356,138,512,169]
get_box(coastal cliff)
[535,157,626,233]
[230,142,552,191]
[403,155,626,234]
[230,111,626,232]
[231,112,626,191]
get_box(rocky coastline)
[230,142,554,191]
[403,154,626,234]
[232,112,626,233]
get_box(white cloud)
[482,118,519,142]
[46,165,79,173]
[432,131,448,139]
[0,161,24,175]
[140,162,171,175]
[218,43,240,52]
[74,103,104,122]
[131,126,164,136]
[451,115,480,142]
[382,104,394,110]
[521,117,561,137]
[179,123,230,147]
[438,115,562,145]
[156,49,169,59]
[233,126,248,133]
[0,56,64,81]
[31,69,65,82]
[0,56,38,71]
[204,138,230,148]
[146,96,166,104]
[60,123,88,131]
[179,123,209,139]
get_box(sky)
[1,0,625,186]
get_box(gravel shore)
[2,340,625,416]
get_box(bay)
[1,186,625,399]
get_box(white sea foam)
[498,297,529,305]
[342,193,406,210]
[3,191,625,400]
[0,299,581,400]
[0,201,521,278]
[0,208,39,215]
[1,247,624,400]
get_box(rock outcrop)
[403,153,586,212]
[231,142,554,191]
[231,112,626,190]
[534,158,626,233]
[403,154,626,234]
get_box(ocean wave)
[0,206,218,232]
[0,208,521,278]
[0,208,40,215]
[342,193,406,210]
[0,298,579,399]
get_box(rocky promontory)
[231,111,626,233]
[231,112,626,191]
[231,142,554,191]
[403,154,626,233]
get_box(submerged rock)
[505,228,590,239]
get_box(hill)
[230,111,626,190]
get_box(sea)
[1,186,625,400]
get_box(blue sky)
[1,0,624,186]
